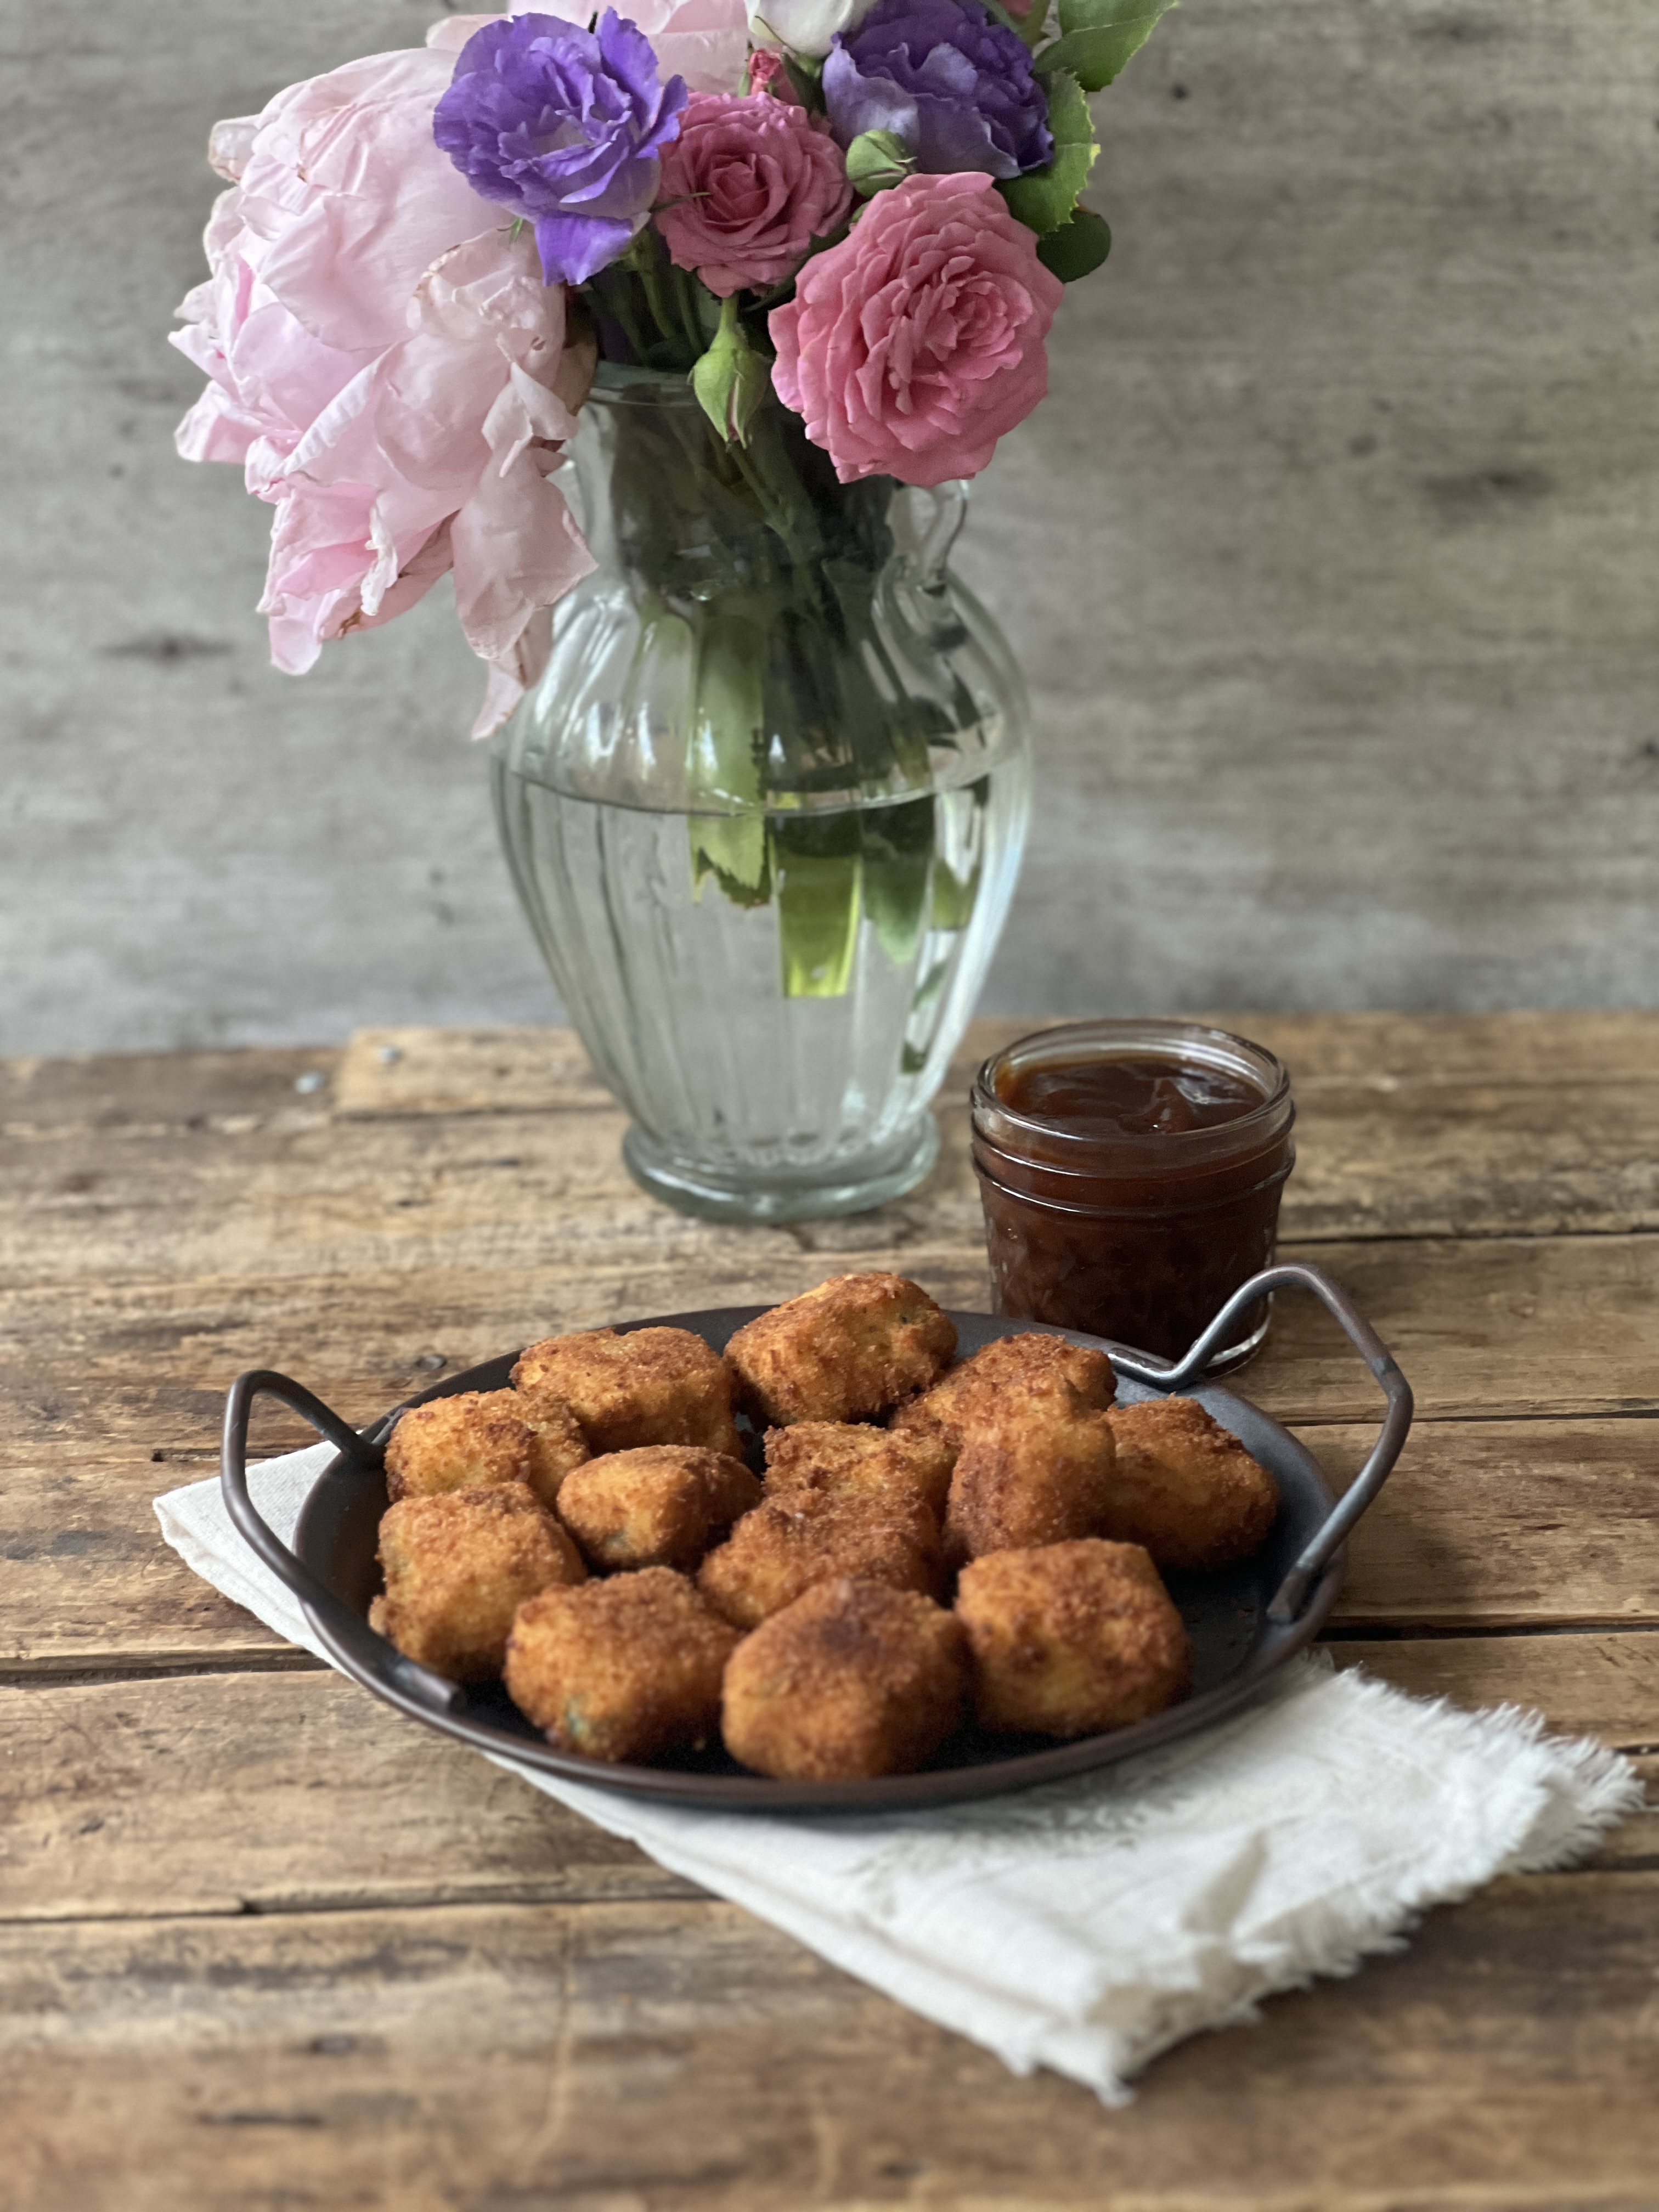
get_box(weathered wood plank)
[1314,1419,1659,1632]
[1,1647,1649,1928]
[0,1671,698,1923]
[3,1231,1655,1469]
[1326,1633,1659,1750]
[6,1018,1659,1307]
[0,1045,340,1135]
[329,1015,1659,1120]
[5,1880,1659,2210]
[5,1416,1655,1673]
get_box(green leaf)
[691,815,771,908]
[998,71,1097,237]
[686,608,769,906]
[1036,205,1112,281]
[1037,0,1177,93]
[772,814,862,999]
[861,795,935,966]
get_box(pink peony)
[768,171,1063,487]
[654,93,851,298]
[172,31,597,736]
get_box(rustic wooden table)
[4,1012,1657,2210]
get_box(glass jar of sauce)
[970,1019,1296,1370]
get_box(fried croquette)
[1103,1397,1280,1570]
[512,1326,742,1457]
[504,1567,739,1763]
[556,1445,763,1573]
[894,1330,1116,1447]
[384,1387,588,1511]
[697,1485,942,1630]
[723,1578,970,1781]
[763,1421,955,1521]
[955,1540,1193,1737]
[370,1487,585,1684]
[943,1413,1117,1567]
[725,1273,957,1426]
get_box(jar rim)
[971,1018,1293,1154]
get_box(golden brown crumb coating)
[725,1273,957,1426]
[369,1487,585,1684]
[512,1326,742,1458]
[384,1388,588,1512]
[504,1567,739,1763]
[943,1414,1117,1568]
[1103,1397,1280,1570]
[556,1446,763,1573]
[722,1578,970,1781]
[955,1541,1193,1737]
[697,1486,942,1630]
[893,1331,1116,1447]
[763,1421,956,1521]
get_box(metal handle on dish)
[219,1367,462,1712]
[1109,1262,1414,1624]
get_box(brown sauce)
[971,1027,1296,1368]
[998,1053,1265,1138]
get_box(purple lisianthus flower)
[434,11,687,287]
[823,0,1051,180]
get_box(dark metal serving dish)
[221,1262,1411,1812]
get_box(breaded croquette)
[955,1540,1193,1737]
[697,1485,942,1630]
[1103,1397,1280,1570]
[943,1414,1116,1567]
[763,1421,955,1521]
[370,1487,585,1684]
[505,1567,739,1763]
[894,1330,1116,1447]
[725,1273,957,1427]
[722,1578,970,1781]
[512,1325,742,1458]
[384,1387,588,1511]
[556,1446,763,1573]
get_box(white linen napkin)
[157,1446,1642,2104]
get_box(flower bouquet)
[173,0,1174,1220]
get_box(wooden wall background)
[1,0,1654,1053]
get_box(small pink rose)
[655,91,851,298]
[768,171,1063,488]
[746,48,803,101]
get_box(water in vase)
[494,751,1030,1217]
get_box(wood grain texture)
[4,1230,1655,1464]
[5,1017,1659,2196]
[1,1654,1649,1929]
[6,1880,1659,2212]
[8,1018,1659,1321]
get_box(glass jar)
[970,1019,1297,1369]
[494,367,1032,1223]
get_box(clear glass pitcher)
[493,366,1032,1223]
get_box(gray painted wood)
[1,0,1654,1052]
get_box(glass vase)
[493,366,1032,1223]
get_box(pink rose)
[768,171,1063,488]
[655,93,851,298]
[171,33,597,737]
[746,49,804,102]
